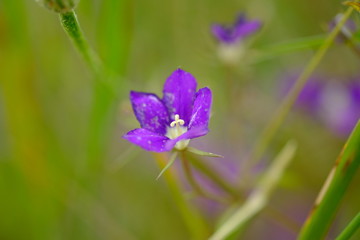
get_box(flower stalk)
[185,152,240,200]
[153,153,209,239]
[244,6,355,172]
[59,10,102,76]
[180,151,229,204]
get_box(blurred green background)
[0,0,359,239]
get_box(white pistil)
[166,114,190,150]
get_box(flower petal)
[234,20,261,39]
[189,87,212,130]
[162,69,197,125]
[211,14,261,44]
[165,126,209,150]
[123,128,170,152]
[130,91,169,135]
[211,24,231,43]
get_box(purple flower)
[280,73,325,115]
[281,71,360,137]
[211,13,261,45]
[321,80,360,136]
[123,69,212,152]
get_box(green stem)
[297,121,360,240]
[336,212,360,240]
[180,152,228,204]
[244,6,354,170]
[59,9,118,180]
[185,152,241,200]
[186,151,300,234]
[59,10,102,76]
[153,153,209,239]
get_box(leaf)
[186,147,223,158]
[336,212,360,240]
[253,35,326,63]
[297,121,360,240]
[156,151,178,180]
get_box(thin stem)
[335,212,360,240]
[186,151,301,234]
[58,9,118,180]
[59,10,103,76]
[153,153,209,239]
[185,151,241,200]
[244,7,355,172]
[180,151,229,204]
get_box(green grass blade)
[255,35,325,63]
[336,212,360,240]
[244,6,355,172]
[297,121,360,240]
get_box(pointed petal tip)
[129,90,141,100]
[173,68,188,76]
[129,90,145,98]
[163,68,198,123]
[198,87,212,94]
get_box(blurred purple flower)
[280,73,325,115]
[281,72,360,137]
[329,13,357,43]
[211,13,261,45]
[321,80,360,136]
[123,69,212,152]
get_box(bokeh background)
[0,0,359,239]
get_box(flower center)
[166,114,190,150]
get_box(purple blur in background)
[281,73,360,137]
[329,13,357,43]
[211,13,261,45]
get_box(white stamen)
[166,114,189,150]
[170,114,185,127]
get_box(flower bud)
[35,0,79,13]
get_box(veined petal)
[123,128,170,152]
[162,69,197,125]
[189,87,212,130]
[130,91,169,135]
